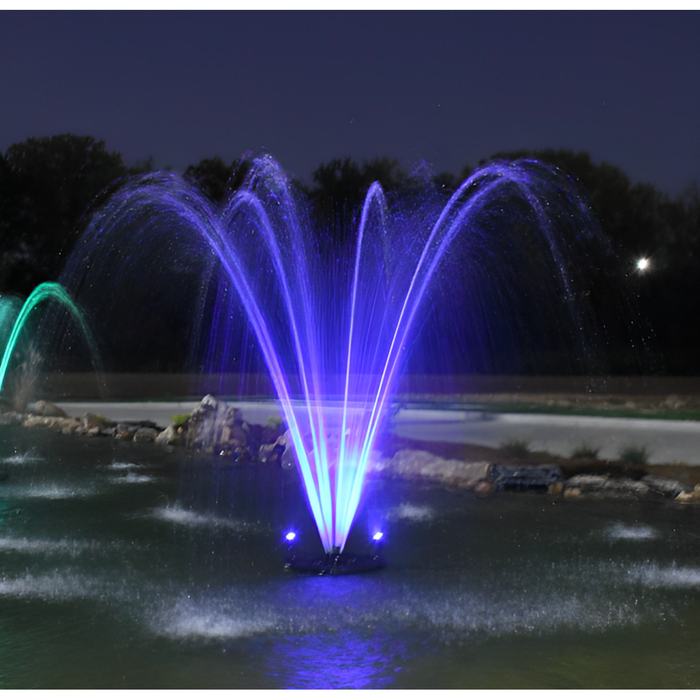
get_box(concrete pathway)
[390,408,700,466]
[56,401,278,428]
[56,401,700,466]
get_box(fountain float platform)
[284,548,386,576]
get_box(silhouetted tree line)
[1,134,699,373]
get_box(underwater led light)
[283,528,387,576]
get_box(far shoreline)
[36,371,700,407]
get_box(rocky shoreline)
[2,394,700,505]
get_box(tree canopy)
[1,134,132,294]
[1,135,698,373]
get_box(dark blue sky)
[1,10,698,196]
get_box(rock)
[549,481,565,496]
[564,474,653,500]
[488,464,564,493]
[114,423,137,441]
[31,400,69,418]
[155,424,185,446]
[474,479,495,496]
[279,431,296,469]
[370,449,490,489]
[0,411,23,426]
[185,394,245,454]
[642,474,690,499]
[676,485,700,503]
[79,413,116,436]
[245,422,285,456]
[22,414,81,434]
[133,427,158,443]
[113,420,163,441]
[182,395,283,459]
[258,435,286,462]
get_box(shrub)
[571,443,600,459]
[618,444,651,464]
[171,413,191,427]
[499,438,531,458]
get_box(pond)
[1,424,699,688]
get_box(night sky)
[1,10,698,196]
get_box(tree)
[183,156,257,204]
[305,156,425,245]
[184,156,231,203]
[1,134,128,294]
[480,149,700,373]
[481,148,680,256]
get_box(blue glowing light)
[285,531,297,542]
[372,532,384,542]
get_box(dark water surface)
[1,425,699,688]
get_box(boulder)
[642,474,691,499]
[245,421,285,457]
[370,449,490,489]
[488,464,564,493]
[133,427,159,443]
[114,423,138,441]
[0,411,23,426]
[79,413,116,436]
[21,414,81,434]
[564,474,653,500]
[676,485,700,504]
[279,431,296,469]
[155,424,186,446]
[30,400,69,418]
[185,395,245,454]
[474,479,496,496]
[258,434,287,462]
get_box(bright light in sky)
[636,257,650,272]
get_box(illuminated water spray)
[0,295,22,357]
[0,282,99,400]
[60,156,605,555]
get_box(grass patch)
[499,438,532,458]
[171,413,191,427]
[570,443,600,459]
[618,444,651,464]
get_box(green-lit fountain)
[0,282,99,403]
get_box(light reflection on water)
[1,424,700,688]
[267,630,411,689]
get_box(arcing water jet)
[51,156,609,555]
[0,282,100,404]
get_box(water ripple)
[148,505,259,532]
